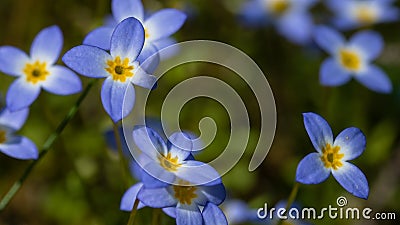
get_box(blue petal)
[62,45,111,78]
[239,0,268,26]
[42,65,82,95]
[332,162,369,199]
[133,125,167,159]
[0,136,38,160]
[30,25,63,65]
[0,46,29,76]
[355,65,392,93]
[314,26,345,55]
[196,183,226,206]
[101,77,135,122]
[0,108,29,131]
[144,9,186,42]
[83,26,114,50]
[380,7,399,23]
[142,162,176,188]
[203,203,228,225]
[176,203,203,225]
[349,31,383,61]
[131,66,157,89]
[120,183,145,211]
[110,17,145,60]
[6,78,41,111]
[296,153,330,184]
[334,127,366,161]
[175,160,222,186]
[163,207,177,218]
[167,132,193,161]
[302,112,333,153]
[112,0,144,23]
[137,43,160,74]
[320,58,351,86]
[277,12,313,45]
[153,38,178,60]
[137,186,177,208]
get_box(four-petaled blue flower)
[132,126,220,187]
[138,179,227,225]
[83,0,186,70]
[0,25,82,111]
[314,26,392,93]
[62,17,157,122]
[240,0,317,45]
[0,107,38,160]
[326,0,399,30]
[296,112,369,199]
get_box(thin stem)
[127,198,140,225]
[112,121,130,188]
[152,208,161,225]
[277,182,300,225]
[0,79,97,211]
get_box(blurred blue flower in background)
[0,26,82,111]
[296,112,369,199]
[63,18,157,122]
[221,199,261,224]
[0,108,38,160]
[240,0,317,45]
[325,0,399,30]
[314,26,392,93]
[83,0,186,68]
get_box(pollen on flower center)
[158,152,181,172]
[145,29,150,39]
[339,49,362,71]
[354,5,377,24]
[24,61,49,84]
[105,56,134,82]
[0,130,6,144]
[268,0,290,15]
[173,181,198,205]
[320,143,344,170]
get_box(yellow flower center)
[145,29,150,39]
[105,56,134,82]
[268,0,290,15]
[354,5,377,24]
[339,49,362,72]
[0,130,6,144]
[158,152,181,172]
[320,143,344,170]
[173,181,198,205]
[24,61,49,84]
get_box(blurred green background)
[0,0,400,224]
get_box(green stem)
[112,121,130,188]
[0,79,97,211]
[277,182,300,225]
[152,209,161,225]
[127,198,140,225]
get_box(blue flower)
[138,179,227,225]
[326,0,399,30]
[221,200,261,224]
[83,0,186,68]
[314,26,392,93]
[0,107,38,160]
[240,0,317,44]
[296,112,369,199]
[0,26,82,111]
[132,126,220,188]
[62,18,157,122]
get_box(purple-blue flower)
[138,179,227,225]
[62,17,156,122]
[240,0,317,44]
[296,112,369,199]
[326,0,399,30]
[314,26,392,93]
[0,108,38,160]
[132,126,220,187]
[221,200,261,224]
[83,0,186,66]
[0,26,82,111]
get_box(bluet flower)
[0,26,82,111]
[0,108,38,160]
[63,18,157,122]
[314,26,391,93]
[326,0,399,30]
[296,112,369,199]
